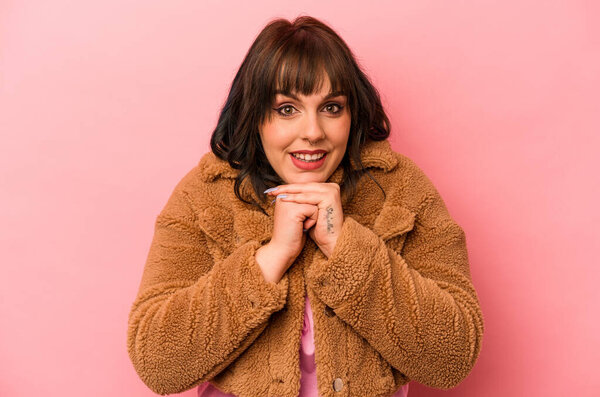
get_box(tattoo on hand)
[326,207,334,234]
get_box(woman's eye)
[275,105,297,117]
[324,103,343,114]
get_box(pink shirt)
[197,295,410,397]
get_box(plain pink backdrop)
[1,1,598,396]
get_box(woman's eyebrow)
[274,90,346,101]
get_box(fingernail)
[270,194,287,204]
[264,187,279,193]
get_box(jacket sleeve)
[305,164,484,390]
[127,177,289,395]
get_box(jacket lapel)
[372,204,416,242]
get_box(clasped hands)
[264,182,343,259]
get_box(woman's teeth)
[291,153,325,162]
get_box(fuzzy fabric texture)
[127,138,484,397]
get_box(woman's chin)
[285,174,327,184]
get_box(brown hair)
[210,15,390,214]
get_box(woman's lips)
[290,153,327,170]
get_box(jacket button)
[324,305,335,317]
[332,377,344,392]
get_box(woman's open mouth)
[290,152,327,170]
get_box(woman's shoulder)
[361,139,429,186]
[162,152,236,216]
[170,152,237,191]
[372,142,434,187]
[376,145,452,219]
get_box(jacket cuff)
[237,240,289,322]
[305,216,381,309]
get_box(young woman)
[127,15,484,397]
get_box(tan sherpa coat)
[127,138,484,397]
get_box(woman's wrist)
[255,242,290,284]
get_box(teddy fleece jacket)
[126,138,484,397]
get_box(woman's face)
[259,76,351,184]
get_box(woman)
[127,16,484,397]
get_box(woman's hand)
[258,194,317,282]
[267,182,344,258]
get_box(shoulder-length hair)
[210,15,390,214]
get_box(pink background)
[1,1,598,396]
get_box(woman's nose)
[301,112,326,142]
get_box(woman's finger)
[303,218,317,230]
[265,182,337,196]
[278,193,326,206]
